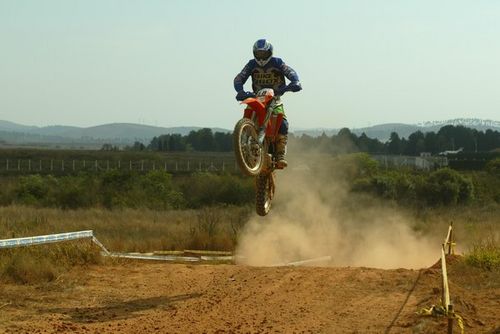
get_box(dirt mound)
[429,254,464,269]
[0,262,498,333]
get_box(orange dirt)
[1,259,498,334]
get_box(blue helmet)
[253,39,273,66]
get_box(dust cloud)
[235,153,439,269]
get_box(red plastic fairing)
[242,98,266,126]
[266,113,284,137]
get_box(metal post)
[141,160,144,171]
[72,160,75,171]
[50,160,53,171]
[187,160,190,171]
[448,223,454,255]
[107,160,109,170]
[83,160,86,169]
[39,160,42,171]
[175,161,178,171]
[6,159,9,171]
[118,160,121,169]
[95,160,98,171]
[164,161,167,171]
[28,160,31,171]
[18,160,20,171]
[447,304,454,334]
[61,160,64,171]
[129,160,132,170]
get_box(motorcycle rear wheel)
[233,118,264,176]
[256,173,274,216]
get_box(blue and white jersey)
[234,57,300,95]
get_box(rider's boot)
[275,134,288,169]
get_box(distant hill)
[0,121,230,148]
[1,118,499,148]
[293,118,500,141]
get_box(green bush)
[15,175,57,206]
[179,172,253,208]
[485,158,500,175]
[332,153,379,181]
[465,239,500,271]
[56,175,97,209]
[416,168,474,206]
[139,170,185,209]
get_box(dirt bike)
[233,88,287,216]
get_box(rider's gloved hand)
[236,91,255,101]
[275,84,288,96]
[287,82,302,92]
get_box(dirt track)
[1,260,499,334]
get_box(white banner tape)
[0,230,94,249]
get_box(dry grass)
[0,205,252,284]
[0,205,252,253]
[1,203,498,284]
[0,241,101,284]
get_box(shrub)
[14,175,57,206]
[332,153,379,181]
[139,171,185,209]
[465,238,500,271]
[417,168,474,206]
[55,175,96,209]
[179,173,253,208]
[485,158,500,175]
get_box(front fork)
[257,105,274,145]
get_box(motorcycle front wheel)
[233,118,264,176]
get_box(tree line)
[298,125,499,155]
[123,125,499,156]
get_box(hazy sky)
[1,0,499,130]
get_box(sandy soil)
[1,258,499,334]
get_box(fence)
[0,158,239,175]
[372,155,449,171]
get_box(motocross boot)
[275,134,288,169]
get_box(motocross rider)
[234,39,302,168]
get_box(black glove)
[236,91,255,101]
[287,82,302,92]
[275,84,288,96]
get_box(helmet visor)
[253,49,271,61]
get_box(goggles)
[253,50,271,61]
